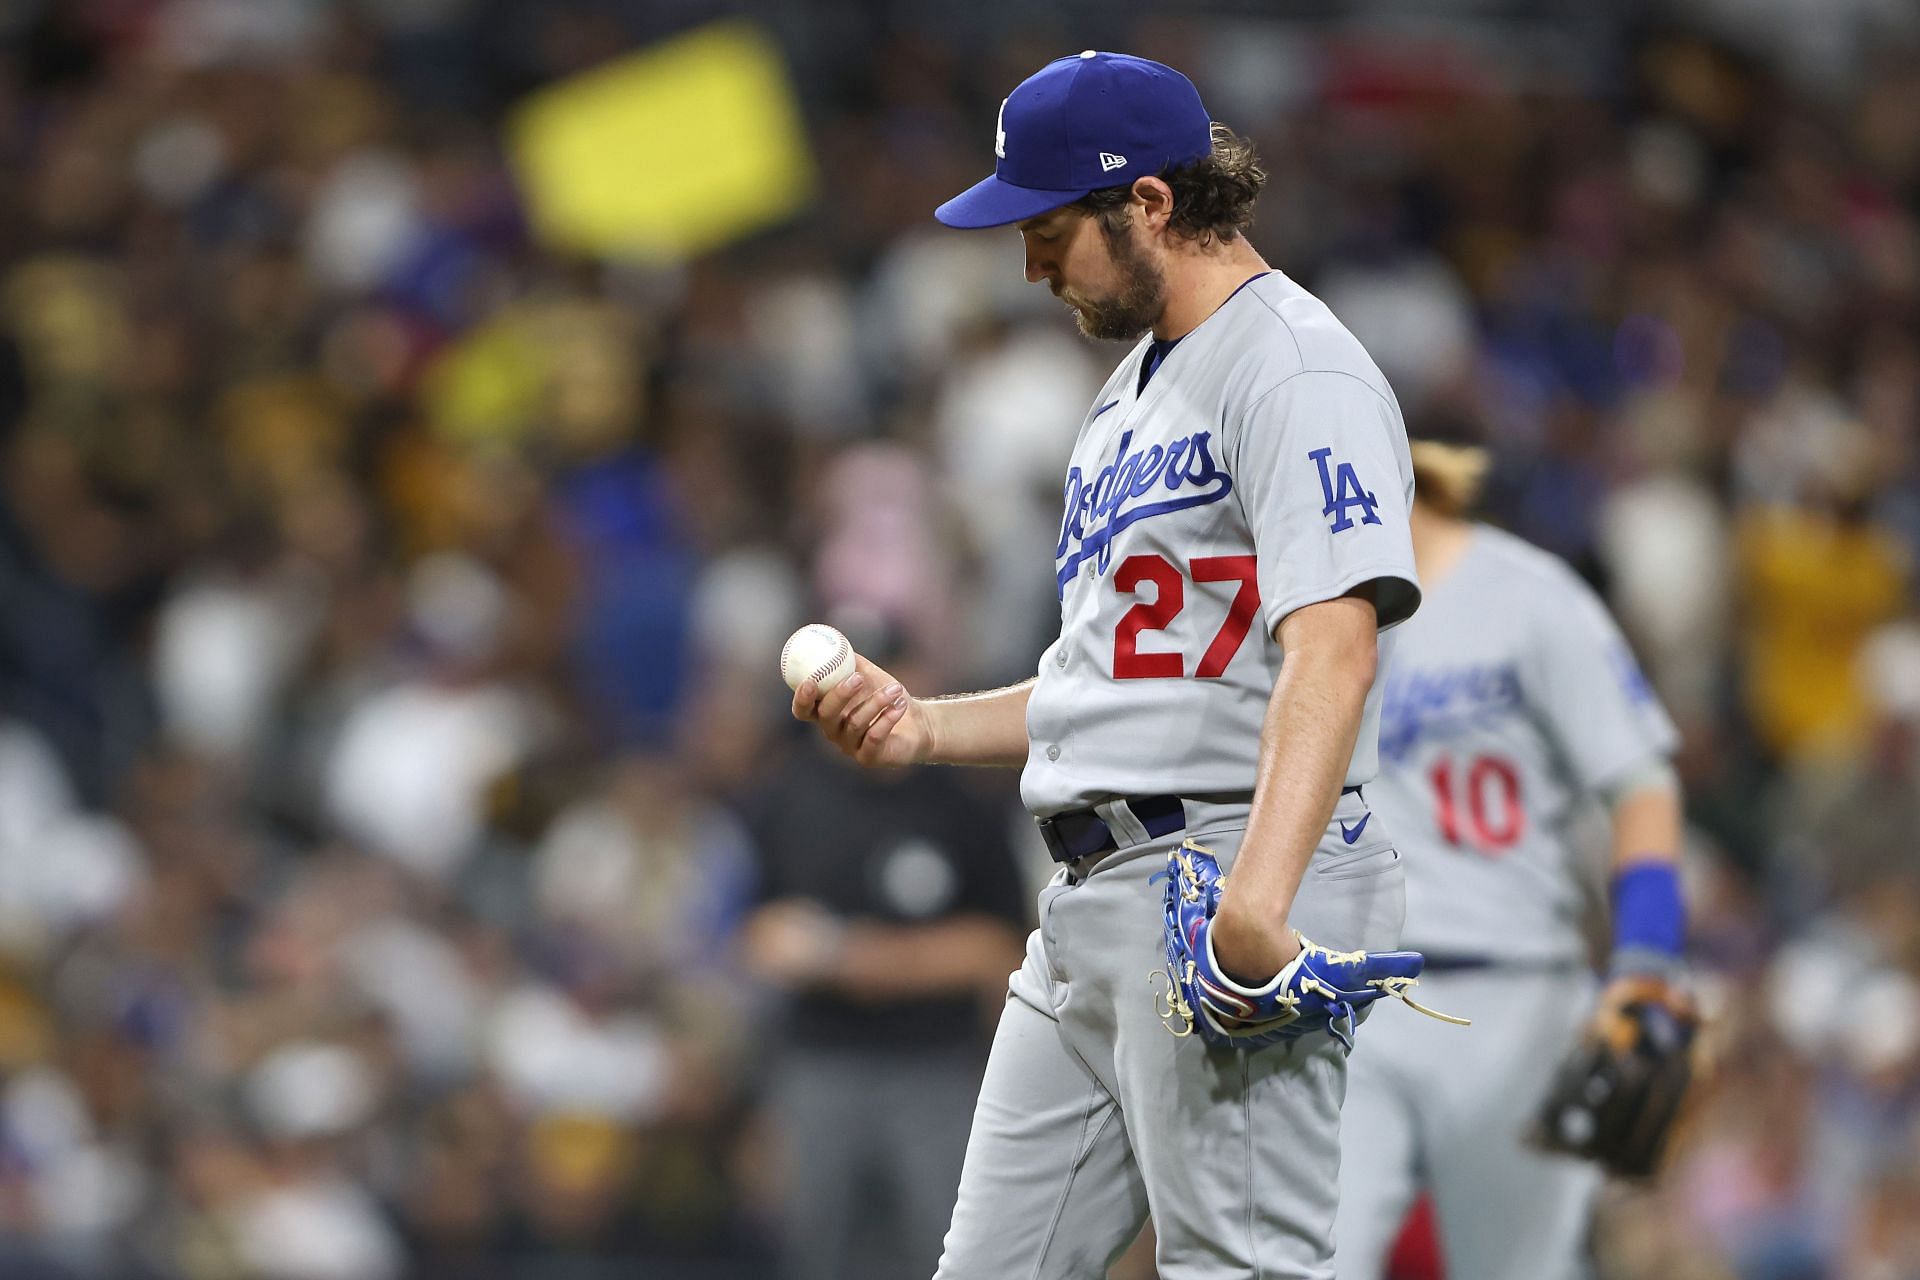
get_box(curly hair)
[1072,122,1267,244]
[1409,440,1491,518]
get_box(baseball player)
[1333,441,1689,1280]
[793,52,1434,1279]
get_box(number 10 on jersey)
[1429,753,1525,854]
[1112,553,1261,679]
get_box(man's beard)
[1061,221,1166,341]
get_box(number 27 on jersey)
[1111,553,1261,679]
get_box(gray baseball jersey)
[1367,525,1680,964]
[1020,271,1421,818]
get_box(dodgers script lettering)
[1055,428,1234,594]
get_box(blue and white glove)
[1155,840,1464,1051]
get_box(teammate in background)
[796,52,1426,1280]
[1334,441,1689,1280]
[738,623,1028,1280]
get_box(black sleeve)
[946,787,1033,929]
[734,782,789,906]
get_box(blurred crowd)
[0,1,1917,1278]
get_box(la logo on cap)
[995,97,1008,159]
[1099,152,1127,172]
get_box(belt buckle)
[1066,847,1112,883]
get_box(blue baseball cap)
[935,51,1213,230]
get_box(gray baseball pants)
[1335,964,1602,1280]
[934,794,1406,1280]
[773,1044,981,1280]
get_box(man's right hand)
[792,653,934,767]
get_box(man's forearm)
[1609,777,1681,871]
[829,916,1026,1001]
[1231,645,1375,932]
[1208,597,1380,980]
[920,679,1035,767]
[1606,773,1686,978]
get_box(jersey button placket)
[1045,745,1061,761]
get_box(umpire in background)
[736,616,1029,1280]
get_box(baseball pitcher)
[1334,442,1693,1280]
[793,52,1453,1280]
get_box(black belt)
[1419,955,1582,973]
[1036,787,1361,864]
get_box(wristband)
[1610,860,1685,977]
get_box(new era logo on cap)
[935,51,1213,229]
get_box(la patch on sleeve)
[1309,446,1382,532]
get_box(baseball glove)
[1532,977,1699,1179]
[1153,840,1462,1051]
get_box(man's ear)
[1132,176,1175,232]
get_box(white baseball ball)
[781,623,854,693]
